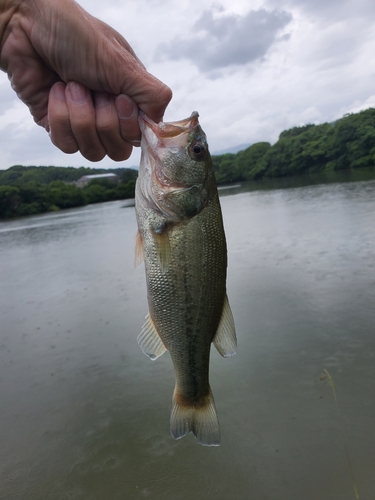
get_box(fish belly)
[142,196,226,445]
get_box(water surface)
[1,177,374,499]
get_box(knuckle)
[159,86,173,107]
[81,145,106,162]
[108,145,132,162]
[119,121,141,144]
[50,131,78,154]
[151,85,173,110]
[72,117,93,134]
[96,117,116,134]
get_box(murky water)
[1,177,374,499]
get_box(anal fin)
[213,294,237,357]
[137,313,167,360]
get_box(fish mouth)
[138,111,202,192]
[139,111,199,143]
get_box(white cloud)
[1,0,375,170]
[340,95,375,117]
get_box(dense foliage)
[0,164,137,186]
[1,108,375,218]
[212,107,375,183]
[0,166,137,218]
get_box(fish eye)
[189,142,206,160]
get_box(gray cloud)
[157,8,292,72]
[267,0,375,20]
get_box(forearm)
[0,0,22,49]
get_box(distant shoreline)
[1,167,375,221]
[2,107,375,219]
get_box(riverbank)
[1,165,375,220]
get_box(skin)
[0,0,172,161]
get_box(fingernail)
[115,94,135,119]
[52,83,66,101]
[67,82,88,104]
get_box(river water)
[1,175,374,499]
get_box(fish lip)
[139,111,200,139]
[138,111,202,192]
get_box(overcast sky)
[1,0,375,170]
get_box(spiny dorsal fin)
[213,294,237,358]
[134,230,144,268]
[137,313,167,360]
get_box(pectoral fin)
[152,227,171,272]
[213,294,237,357]
[134,230,144,267]
[137,313,167,360]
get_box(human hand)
[0,0,172,161]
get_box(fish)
[134,111,236,446]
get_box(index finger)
[124,70,172,124]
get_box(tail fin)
[170,387,221,446]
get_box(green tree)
[0,186,21,217]
[212,154,241,184]
[46,181,87,209]
[236,142,271,179]
[121,169,138,183]
[114,179,136,199]
[279,124,316,140]
[84,184,111,204]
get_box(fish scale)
[135,111,236,446]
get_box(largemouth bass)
[135,111,236,446]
